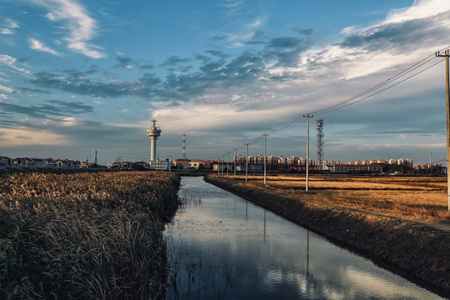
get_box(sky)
[1,0,450,165]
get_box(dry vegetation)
[220,174,450,225]
[0,171,180,299]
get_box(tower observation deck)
[147,119,161,162]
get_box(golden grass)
[224,174,449,224]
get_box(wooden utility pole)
[436,49,450,213]
[303,114,313,192]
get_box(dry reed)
[0,171,180,299]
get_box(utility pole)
[262,133,269,185]
[234,148,237,178]
[436,49,450,213]
[303,114,313,192]
[182,134,186,159]
[227,152,229,177]
[218,157,220,176]
[222,155,225,176]
[430,150,432,167]
[246,144,249,182]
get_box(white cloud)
[28,38,61,56]
[222,0,244,8]
[0,28,14,35]
[0,18,19,35]
[247,18,264,28]
[6,19,19,29]
[383,0,450,25]
[0,54,30,75]
[29,0,105,58]
[0,84,14,93]
[0,127,71,147]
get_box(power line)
[217,47,450,160]
[311,54,443,115]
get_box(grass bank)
[0,171,180,299]
[205,174,450,296]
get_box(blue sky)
[1,0,450,165]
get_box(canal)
[164,176,444,299]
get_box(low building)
[213,162,226,172]
[236,164,263,172]
[188,161,200,169]
[0,156,12,166]
[149,160,171,170]
[334,164,385,174]
[174,159,189,169]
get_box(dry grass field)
[222,174,450,225]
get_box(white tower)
[147,119,161,162]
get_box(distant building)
[174,159,189,169]
[335,164,385,174]
[0,156,12,166]
[149,160,171,170]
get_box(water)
[164,176,445,299]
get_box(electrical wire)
[218,47,450,158]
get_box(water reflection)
[164,177,443,299]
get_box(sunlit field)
[217,174,449,224]
[0,171,179,299]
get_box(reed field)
[219,174,450,224]
[0,171,180,299]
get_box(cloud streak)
[28,38,61,56]
[30,0,105,58]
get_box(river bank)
[205,175,450,297]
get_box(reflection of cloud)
[344,267,431,299]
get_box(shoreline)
[204,175,450,298]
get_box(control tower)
[147,119,161,162]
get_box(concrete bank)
[204,175,450,297]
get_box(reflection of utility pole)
[262,133,269,185]
[304,114,313,192]
[436,49,450,213]
[306,230,310,277]
[264,209,267,241]
[246,200,248,220]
